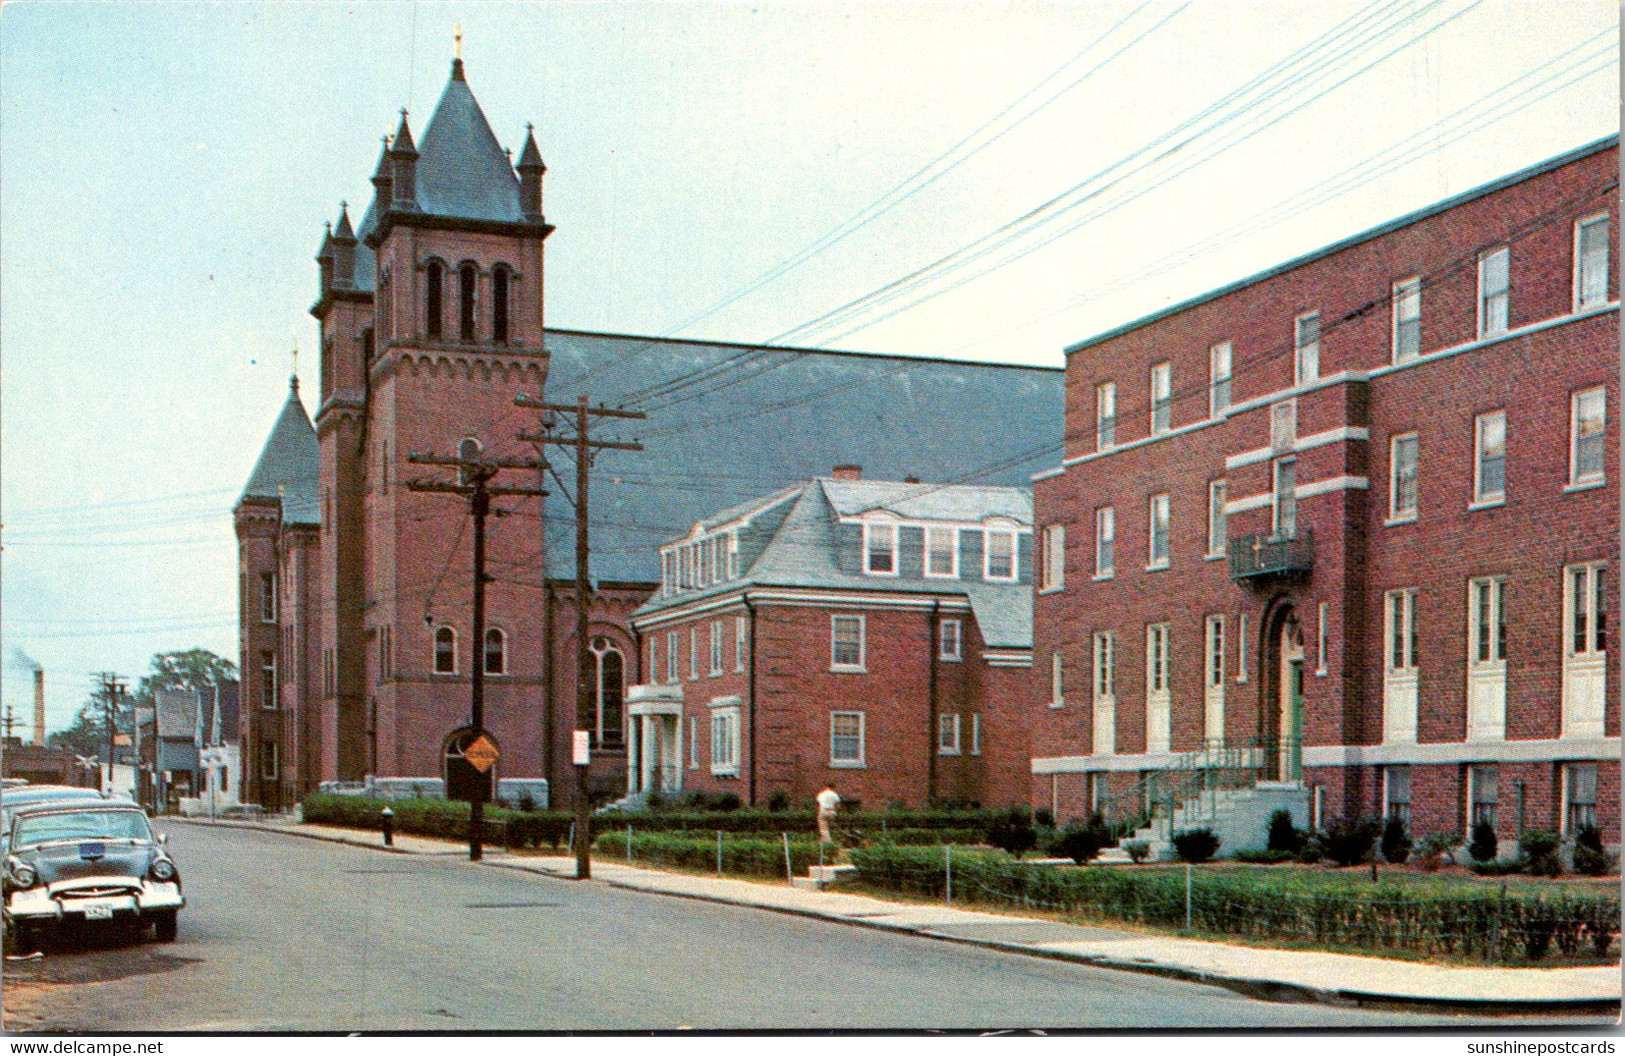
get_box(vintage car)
[0,786,108,851]
[3,802,182,945]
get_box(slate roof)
[635,477,1036,649]
[541,330,1062,584]
[238,378,320,526]
[411,65,524,224]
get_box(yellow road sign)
[463,733,500,773]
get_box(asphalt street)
[1,824,1606,1031]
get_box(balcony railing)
[1228,529,1313,582]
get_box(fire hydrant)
[381,806,395,847]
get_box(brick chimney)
[831,465,862,481]
[33,669,45,746]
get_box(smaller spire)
[391,110,417,155]
[516,123,545,173]
[333,201,355,241]
[451,24,466,80]
[290,343,299,391]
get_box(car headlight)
[9,862,37,889]
[149,857,176,882]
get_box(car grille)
[58,885,137,899]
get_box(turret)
[516,123,545,222]
[369,136,393,214]
[390,111,418,211]
[330,203,356,289]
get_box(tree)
[45,648,236,758]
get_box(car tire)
[152,912,178,943]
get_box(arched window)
[459,263,477,342]
[484,627,506,676]
[433,626,457,674]
[591,636,624,744]
[492,266,510,344]
[425,261,444,339]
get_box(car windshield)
[12,810,151,848]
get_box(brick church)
[234,55,1063,811]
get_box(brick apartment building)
[626,470,1035,809]
[1031,137,1618,851]
[234,55,1062,810]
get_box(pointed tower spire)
[516,122,546,221]
[390,110,419,211]
[330,202,357,289]
[451,23,466,81]
[370,135,393,214]
[315,220,335,292]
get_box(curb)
[181,820,1622,1015]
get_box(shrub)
[596,830,833,879]
[1033,809,1056,829]
[1468,858,1524,876]
[1295,836,1324,865]
[1468,820,1499,863]
[1267,809,1305,854]
[1234,849,1294,864]
[713,793,742,812]
[1321,816,1378,867]
[1051,822,1109,865]
[1123,840,1151,864]
[1417,832,1460,872]
[1519,829,1564,877]
[1571,825,1615,877]
[1172,828,1221,864]
[984,807,1039,859]
[1380,817,1412,865]
[765,790,791,812]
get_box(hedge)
[848,846,1619,965]
[594,830,835,879]
[301,793,574,850]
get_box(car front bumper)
[4,880,184,925]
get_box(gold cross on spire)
[291,340,299,381]
[454,23,462,59]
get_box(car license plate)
[83,904,114,920]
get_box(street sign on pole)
[572,730,591,766]
[443,726,498,804]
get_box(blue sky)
[1,0,1616,732]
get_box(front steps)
[1097,781,1311,863]
[791,864,859,891]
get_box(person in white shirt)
[815,786,840,843]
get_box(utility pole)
[1,706,16,741]
[408,440,546,861]
[517,393,644,881]
[93,673,128,796]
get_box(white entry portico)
[625,683,684,798]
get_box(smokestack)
[33,669,45,746]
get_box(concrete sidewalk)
[175,818,1622,1012]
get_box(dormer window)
[924,526,958,578]
[864,520,898,575]
[425,261,444,339]
[984,528,1017,581]
[459,263,478,342]
[661,530,740,595]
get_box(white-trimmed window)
[1389,432,1418,521]
[735,615,748,672]
[830,711,865,767]
[260,650,278,710]
[1575,214,1610,310]
[1386,589,1418,672]
[1270,399,1296,452]
[648,637,659,684]
[1294,312,1320,385]
[1237,614,1249,683]
[1272,459,1296,538]
[1563,763,1599,834]
[924,526,959,578]
[711,704,741,776]
[1049,651,1065,708]
[831,615,865,671]
[689,627,700,681]
[433,626,457,675]
[984,529,1017,581]
[939,618,962,662]
[1092,632,1115,699]
[1041,524,1065,591]
[1468,764,1499,830]
[1383,766,1411,825]
[1209,341,1232,416]
[1566,562,1607,658]
[689,716,699,769]
[1478,247,1510,337]
[483,627,506,676]
[1096,381,1117,450]
[665,630,679,683]
[1094,507,1115,579]
[937,713,961,756]
[970,714,981,756]
[1571,386,1606,486]
[1146,622,1170,693]
[1150,362,1172,435]
[591,637,625,744]
[1392,276,1421,363]
[1316,601,1329,676]
[709,620,724,675]
[1468,577,1507,665]
[1206,480,1227,558]
[260,572,278,623]
[1147,493,1170,569]
[1204,615,1225,692]
[863,520,899,575]
[260,740,279,780]
[1474,410,1506,505]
